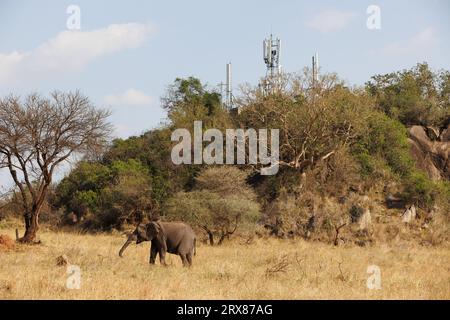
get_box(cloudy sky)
[0,0,449,188]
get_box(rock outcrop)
[402,205,417,223]
[407,125,450,180]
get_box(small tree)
[0,91,111,242]
[164,167,260,245]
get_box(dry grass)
[0,223,449,300]
[0,234,15,252]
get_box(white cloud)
[104,88,153,106]
[0,23,153,84]
[306,9,356,34]
[382,27,439,55]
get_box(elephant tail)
[193,238,197,256]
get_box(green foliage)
[407,172,445,210]
[54,162,111,217]
[54,159,153,230]
[350,107,446,207]
[238,72,378,200]
[96,160,153,229]
[162,77,232,132]
[51,68,449,234]
[366,62,450,126]
[104,128,199,205]
[53,78,229,230]
[401,171,444,208]
[165,191,259,237]
[164,167,260,244]
[72,190,99,212]
[352,111,414,178]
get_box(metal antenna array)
[261,34,282,94]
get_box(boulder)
[408,137,443,180]
[402,205,417,223]
[349,205,371,230]
[349,205,364,223]
[358,209,371,230]
[408,126,449,180]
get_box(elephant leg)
[159,249,167,266]
[149,245,157,264]
[186,252,193,267]
[180,254,188,267]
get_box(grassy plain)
[0,221,449,299]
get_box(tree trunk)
[208,231,214,246]
[218,233,226,245]
[201,226,215,245]
[218,231,233,245]
[20,206,41,243]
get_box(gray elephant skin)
[119,221,196,267]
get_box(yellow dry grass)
[0,224,449,300]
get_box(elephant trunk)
[119,234,135,257]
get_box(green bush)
[352,112,413,178]
[366,62,450,127]
[164,167,260,244]
[402,171,445,208]
[165,190,260,244]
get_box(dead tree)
[218,216,239,245]
[0,91,111,243]
[334,223,347,246]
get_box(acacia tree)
[164,167,260,245]
[0,91,111,242]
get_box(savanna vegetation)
[0,62,449,299]
[0,224,449,299]
[1,63,449,246]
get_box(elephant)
[119,220,196,267]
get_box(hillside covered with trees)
[1,63,449,246]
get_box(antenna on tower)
[261,34,282,94]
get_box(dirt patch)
[0,234,15,252]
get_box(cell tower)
[312,52,319,88]
[225,62,233,109]
[261,34,282,94]
[218,62,233,110]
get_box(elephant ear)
[146,221,161,237]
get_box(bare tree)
[0,91,112,243]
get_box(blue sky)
[0,0,449,188]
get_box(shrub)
[366,63,450,127]
[352,111,413,178]
[164,167,260,244]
